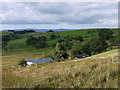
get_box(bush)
[48,30,54,32]
[74,36,83,42]
[26,36,38,45]
[82,42,92,56]
[26,36,47,48]
[38,36,46,41]
[18,59,27,67]
[64,41,73,50]
[109,38,118,46]
[34,41,47,48]
[14,30,35,34]
[71,41,82,59]
[50,35,56,39]
[58,39,64,43]
[90,37,108,54]
[55,43,69,60]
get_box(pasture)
[2,28,118,56]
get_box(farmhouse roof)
[26,58,54,64]
[26,59,38,63]
[37,58,54,64]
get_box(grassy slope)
[2,29,118,88]
[2,49,118,88]
[2,28,118,56]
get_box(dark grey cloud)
[0,2,118,27]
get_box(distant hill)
[1,28,118,32]
[1,28,80,32]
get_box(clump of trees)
[70,37,108,59]
[38,36,46,41]
[90,37,108,54]
[98,29,118,50]
[63,40,73,50]
[73,36,83,42]
[71,41,82,59]
[2,30,35,43]
[87,30,97,33]
[53,35,84,60]
[48,30,54,32]
[26,36,47,48]
[26,36,38,45]
[58,39,64,43]
[50,35,63,40]
[109,38,119,46]
[9,33,19,40]
[98,29,113,40]
[53,29,117,61]
[55,42,69,61]
[14,30,35,34]
[2,33,19,50]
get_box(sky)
[0,2,118,30]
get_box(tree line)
[54,29,118,61]
[2,30,35,49]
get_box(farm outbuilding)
[26,58,54,66]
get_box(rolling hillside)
[2,28,118,56]
[2,49,118,88]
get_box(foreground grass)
[2,49,118,88]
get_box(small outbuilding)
[26,58,54,66]
[74,54,87,59]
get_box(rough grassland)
[2,49,118,88]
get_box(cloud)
[30,2,73,14]
[1,2,118,28]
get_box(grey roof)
[26,59,38,63]
[26,58,54,64]
[75,54,87,59]
[37,58,54,64]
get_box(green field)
[2,28,118,56]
